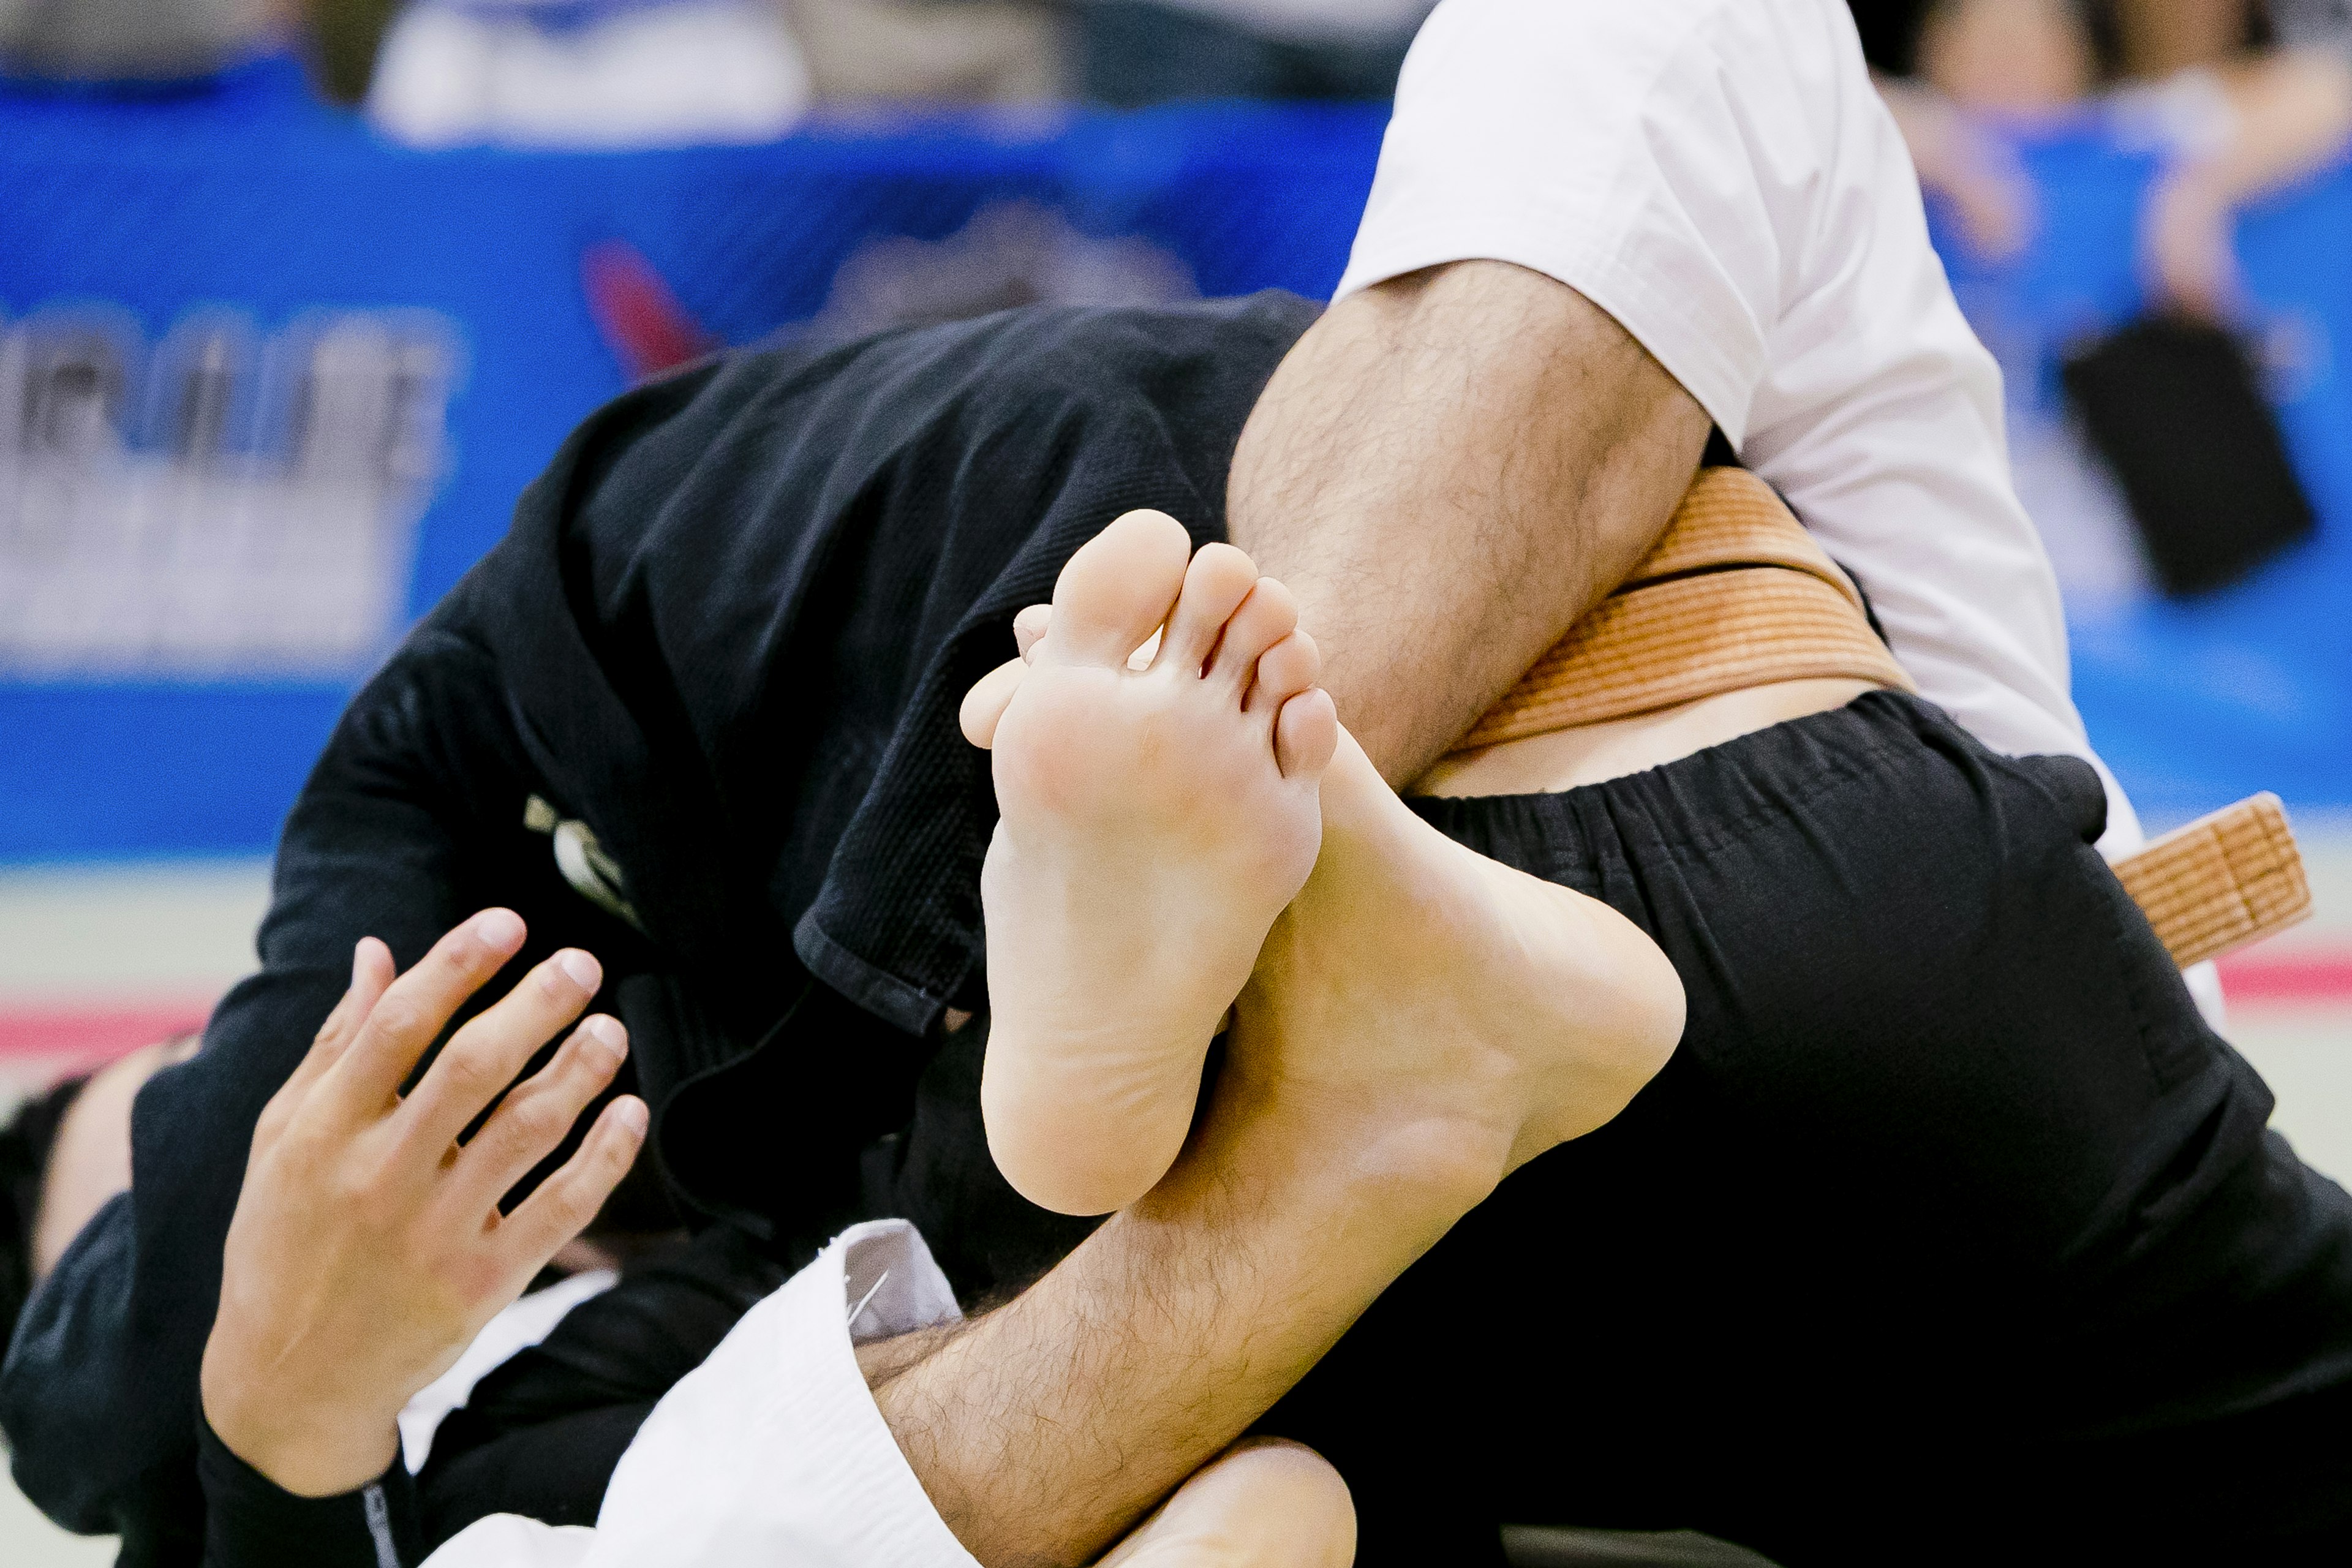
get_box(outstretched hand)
[200,910,648,1497]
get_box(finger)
[260,938,396,1146]
[445,1014,628,1216]
[317,910,529,1125]
[496,1096,650,1270]
[958,655,1030,750]
[395,946,604,1159]
[287,938,396,1098]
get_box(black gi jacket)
[1,293,1318,1564]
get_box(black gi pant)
[1255,692,2352,1562]
[425,686,2352,1564]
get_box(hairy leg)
[1226,260,1710,786]
[870,704,1681,1566]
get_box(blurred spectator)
[303,0,402,100]
[366,0,810,146]
[1869,0,2090,259]
[801,199,1193,344]
[0,0,282,83]
[2114,0,2352,318]
[788,0,1061,104]
[322,0,1059,111]
[1076,0,1437,107]
[1860,0,2352,320]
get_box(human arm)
[2143,48,2352,318]
[1227,260,1708,788]
[1236,0,2135,840]
[197,911,646,1554]
[862,1065,1476,1567]
[28,1035,197,1281]
[0,627,561,1553]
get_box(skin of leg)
[32,1035,198,1280]
[979,511,1337,1217]
[1093,1439,1355,1568]
[1224,258,1711,786]
[866,722,1683,1567]
[862,1028,1476,1568]
[944,635,1888,1568]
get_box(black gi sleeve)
[197,1413,424,1568]
[0,615,536,1562]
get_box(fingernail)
[557,949,601,992]
[476,909,525,954]
[350,941,368,986]
[583,1014,627,1060]
[613,1098,650,1137]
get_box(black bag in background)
[2060,315,2316,597]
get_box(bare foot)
[1095,1439,1355,1568]
[1230,729,1686,1202]
[975,509,1339,1216]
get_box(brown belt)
[1454,468,2310,969]
[1455,467,1914,750]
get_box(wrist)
[201,1346,402,1499]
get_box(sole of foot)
[1234,728,1686,1205]
[975,509,1338,1217]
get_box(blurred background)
[2,0,2350,1555]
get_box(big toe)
[1041,509,1193,667]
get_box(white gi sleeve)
[1336,0,2147,855]
[423,1219,976,1568]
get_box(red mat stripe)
[2217,951,2352,1003]
[0,1000,215,1060]
[0,948,2345,1065]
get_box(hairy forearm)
[1227,260,1709,785]
[866,1091,1476,1567]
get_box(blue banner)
[1,63,2345,860]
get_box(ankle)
[1179,1072,1511,1250]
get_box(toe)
[959,654,1030,749]
[1244,629,1322,717]
[1157,543,1261,674]
[1039,510,1193,668]
[1012,604,1051,662]
[1205,577,1300,690]
[1273,688,1339,780]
